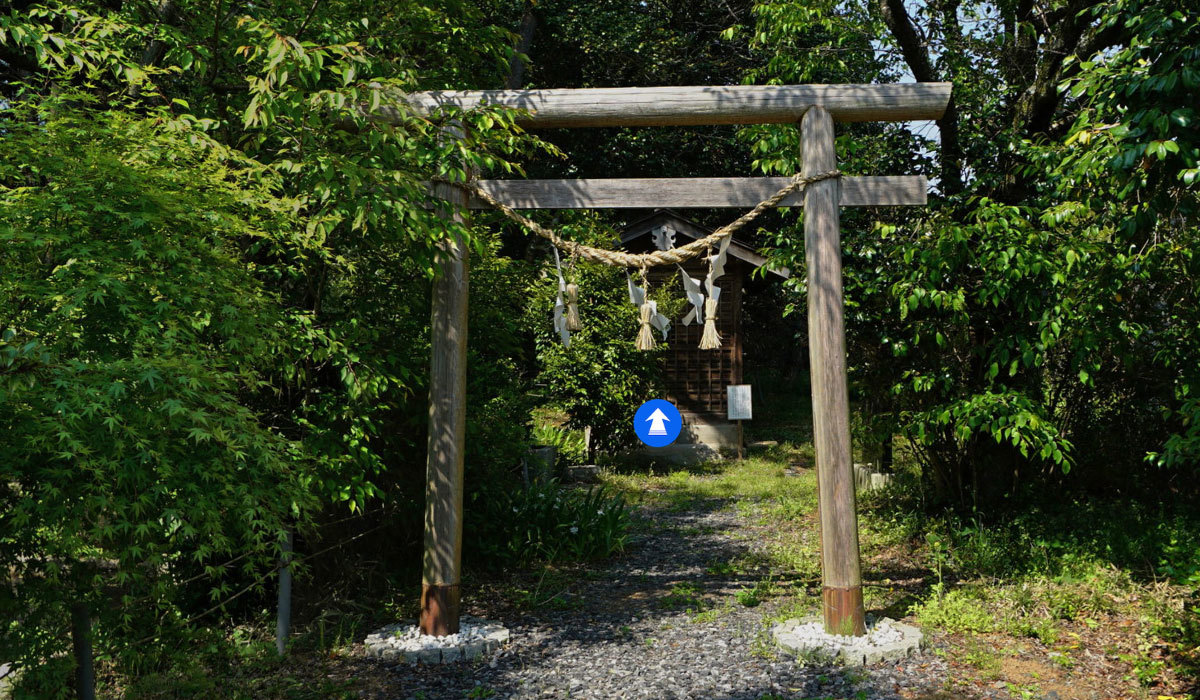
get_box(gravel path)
[368,502,967,700]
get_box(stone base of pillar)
[773,616,923,666]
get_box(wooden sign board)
[727,385,752,421]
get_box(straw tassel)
[565,283,582,331]
[699,297,721,349]
[636,301,656,350]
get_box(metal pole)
[70,601,95,700]
[276,530,293,655]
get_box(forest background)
[1,0,1198,695]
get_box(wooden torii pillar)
[404,83,951,637]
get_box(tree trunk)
[505,4,538,90]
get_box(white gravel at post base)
[369,618,500,652]
[785,618,903,650]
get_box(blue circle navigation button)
[634,399,682,447]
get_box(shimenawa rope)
[438,168,842,348]
[442,169,841,269]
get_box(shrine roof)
[619,209,791,279]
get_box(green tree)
[734,0,1200,504]
[0,0,549,690]
[0,98,318,690]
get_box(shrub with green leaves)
[468,479,632,567]
[0,98,319,691]
[526,253,672,456]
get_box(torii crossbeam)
[405,82,952,638]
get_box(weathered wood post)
[421,175,470,636]
[802,105,866,636]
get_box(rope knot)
[565,283,582,331]
[699,297,721,350]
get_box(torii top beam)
[389,83,951,128]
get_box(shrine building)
[620,209,789,460]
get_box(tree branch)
[504,2,538,90]
[876,0,964,194]
[1013,1,1124,142]
[138,0,181,69]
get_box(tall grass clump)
[468,480,632,566]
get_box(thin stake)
[275,530,293,656]
[70,601,95,700]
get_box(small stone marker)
[853,463,894,492]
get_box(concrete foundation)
[678,416,740,447]
[772,616,923,666]
[364,618,509,665]
[643,442,720,464]
[565,464,602,482]
[640,413,738,464]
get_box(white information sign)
[727,385,752,421]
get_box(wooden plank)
[384,83,951,127]
[462,176,925,209]
[420,178,470,637]
[802,106,866,637]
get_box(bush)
[525,238,667,456]
[468,479,632,567]
[911,586,998,634]
[0,101,316,691]
[531,412,589,466]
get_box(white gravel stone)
[772,616,923,666]
[364,616,510,665]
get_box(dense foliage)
[732,0,1200,504]
[0,99,318,693]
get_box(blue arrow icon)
[634,399,682,446]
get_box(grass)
[961,639,1004,678]
[598,440,1200,697]
[690,600,734,624]
[659,581,705,612]
[602,448,817,511]
[734,577,779,607]
[504,565,586,611]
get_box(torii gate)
[405,83,952,638]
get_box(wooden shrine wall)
[650,260,745,418]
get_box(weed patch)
[659,582,705,612]
[911,585,998,633]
